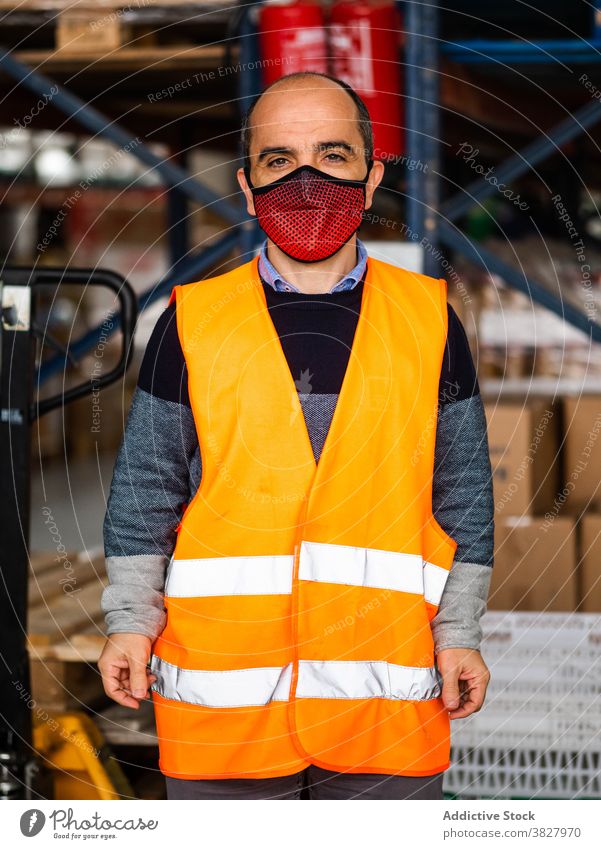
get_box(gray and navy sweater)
[102,258,495,653]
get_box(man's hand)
[435,648,490,720]
[98,633,157,709]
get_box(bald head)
[241,72,373,172]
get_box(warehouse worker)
[99,72,494,801]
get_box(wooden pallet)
[27,547,109,711]
[27,548,161,745]
[10,44,231,73]
[28,547,108,662]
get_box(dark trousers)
[165,765,445,800]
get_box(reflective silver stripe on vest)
[423,560,451,607]
[299,541,450,606]
[299,540,422,594]
[164,544,450,605]
[164,554,294,597]
[150,656,442,707]
[149,655,292,707]
[297,659,443,702]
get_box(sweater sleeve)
[101,301,202,640]
[430,303,495,654]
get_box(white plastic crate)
[445,745,601,799]
[445,611,601,797]
[460,612,601,750]
[451,704,601,751]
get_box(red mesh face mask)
[245,162,372,262]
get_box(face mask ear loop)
[243,164,254,189]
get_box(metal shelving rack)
[405,0,601,348]
[0,0,599,369]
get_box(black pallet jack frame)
[0,266,137,800]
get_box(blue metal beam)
[0,47,249,384]
[39,229,240,381]
[405,0,423,239]
[405,0,440,276]
[442,96,601,223]
[237,0,263,117]
[443,39,601,65]
[436,31,601,344]
[236,0,263,261]
[0,47,245,227]
[439,220,601,344]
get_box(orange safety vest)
[149,253,458,780]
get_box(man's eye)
[268,157,289,168]
[324,153,346,162]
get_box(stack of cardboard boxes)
[485,395,601,612]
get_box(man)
[99,72,494,801]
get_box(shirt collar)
[257,238,368,294]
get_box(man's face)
[237,79,384,217]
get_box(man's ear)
[364,160,384,211]
[237,167,256,217]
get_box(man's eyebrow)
[257,146,293,162]
[316,141,355,153]
[256,141,356,162]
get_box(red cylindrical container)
[259,1,329,86]
[330,1,404,161]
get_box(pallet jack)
[0,266,137,800]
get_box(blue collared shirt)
[257,238,368,293]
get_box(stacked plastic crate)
[445,611,601,799]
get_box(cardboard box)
[484,399,560,516]
[562,396,601,511]
[57,11,128,55]
[489,515,577,612]
[577,513,601,613]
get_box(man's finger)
[448,679,487,720]
[98,656,129,675]
[103,669,141,709]
[127,653,153,698]
[440,669,461,711]
[121,672,157,697]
